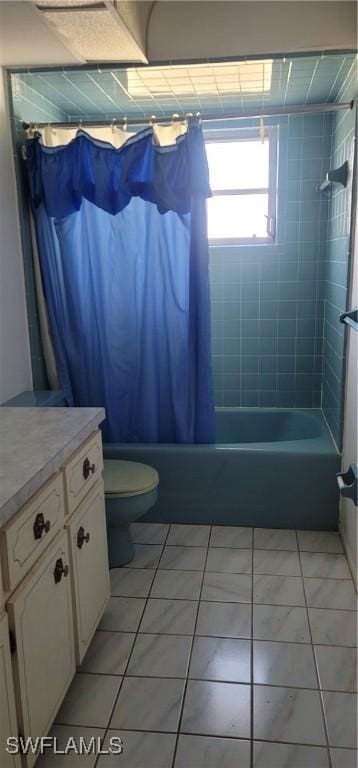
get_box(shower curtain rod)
[22,100,354,131]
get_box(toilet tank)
[1,390,66,407]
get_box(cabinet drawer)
[66,480,110,663]
[7,531,75,768]
[64,431,103,517]
[0,474,65,593]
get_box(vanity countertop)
[0,407,105,527]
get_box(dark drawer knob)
[54,558,69,583]
[83,457,96,480]
[77,526,90,549]
[33,512,51,540]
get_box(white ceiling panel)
[42,7,146,62]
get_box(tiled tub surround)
[322,69,357,447]
[9,104,338,407]
[42,522,358,768]
[7,52,356,413]
[210,112,332,409]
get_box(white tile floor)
[39,524,357,767]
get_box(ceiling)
[0,1,152,67]
[11,53,357,124]
[0,2,81,67]
[148,2,357,63]
[1,1,356,68]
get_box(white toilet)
[103,460,159,567]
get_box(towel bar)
[340,307,358,332]
[337,464,358,506]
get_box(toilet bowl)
[103,460,159,567]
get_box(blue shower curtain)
[26,123,215,443]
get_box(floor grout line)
[119,569,355,583]
[109,593,357,610]
[133,542,346,554]
[169,525,212,768]
[73,668,357,696]
[81,625,357,649]
[52,722,357,751]
[295,530,333,768]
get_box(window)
[205,129,277,243]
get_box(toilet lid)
[103,460,159,497]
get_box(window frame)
[205,126,278,246]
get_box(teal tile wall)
[10,53,356,124]
[209,112,332,407]
[322,64,357,447]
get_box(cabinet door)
[0,562,4,613]
[0,613,21,768]
[66,480,110,663]
[7,532,75,768]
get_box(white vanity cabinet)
[0,612,21,768]
[0,416,109,768]
[66,479,110,663]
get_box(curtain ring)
[111,118,116,133]
[149,114,157,127]
[122,115,127,131]
[196,112,202,125]
[259,116,265,143]
[172,113,180,124]
[27,123,37,138]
